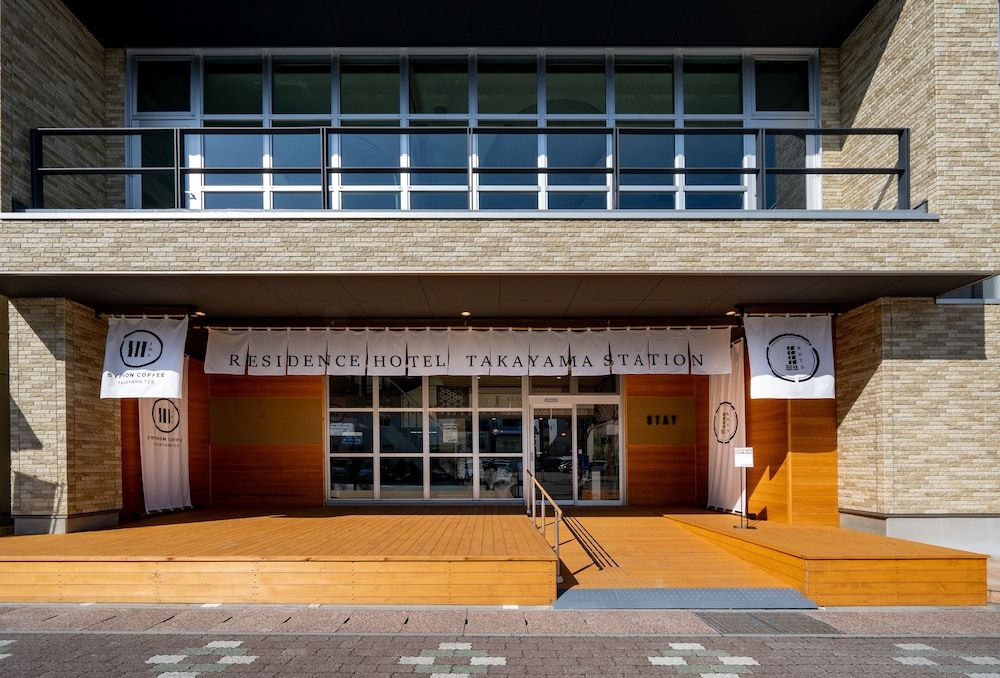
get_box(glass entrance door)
[530,399,623,505]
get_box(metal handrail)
[28,125,912,211]
[526,470,563,584]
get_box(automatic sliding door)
[532,409,574,501]
[576,403,621,502]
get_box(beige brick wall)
[0,296,9,518]
[837,298,1000,515]
[7,298,119,519]
[0,216,990,274]
[0,0,124,210]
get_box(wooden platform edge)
[666,517,988,607]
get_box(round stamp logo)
[713,401,739,444]
[765,332,820,382]
[120,329,164,368]
[151,399,181,434]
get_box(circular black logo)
[765,333,820,383]
[120,330,164,368]
[151,399,180,433]
[713,401,739,444]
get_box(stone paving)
[0,605,996,677]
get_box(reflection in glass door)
[576,404,621,502]
[532,409,574,501]
[531,400,623,505]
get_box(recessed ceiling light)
[192,310,206,318]
[460,310,472,317]
[725,309,738,316]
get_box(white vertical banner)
[609,329,650,374]
[327,329,368,376]
[248,329,290,376]
[138,358,191,512]
[489,329,530,376]
[286,329,329,376]
[405,329,449,375]
[204,329,249,375]
[528,330,570,376]
[647,329,691,374]
[690,327,732,375]
[366,329,407,375]
[101,317,189,398]
[448,329,492,375]
[708,340,745,513]
[569,330,611,375]
[745,315,835,398]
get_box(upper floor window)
[127,50,818,211]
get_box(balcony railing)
[29,126,911,211]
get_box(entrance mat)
[697,611,839,634]
[553,588,817,610]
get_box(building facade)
[0,0,998,557]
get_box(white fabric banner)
[647,329,692,374]
[204,329,249,375]
[327,329,368,376]
[405,329,449,375]
[569,330,611,375]
[528,330,570,376]
[448,329,492,375]
[609,329,650,374]
[248,329,289,376]
[138,359,191,512]
[690,328,733,375]
[101,317,188,399]
[707,340,745,513]
[286,330,330,376]
[489,329,530,376]
[366,329,407,375]
[745,315,835,399]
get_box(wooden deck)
[667,512,988,606]
[0,507,557,606]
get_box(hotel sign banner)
[745,315,835,399]
[101,317,188,399]
[204,327,733,377]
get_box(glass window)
[754,60,810,112]
[329,412,374,452]
[380,457,423,498]
[477,376,523,408]
[615,59,672,115]
[430,457,474,498]
[340,58,400,115]
[429,412,473,453]
[409,58,468,115]
[409,132,467,185]
[479,413,522,454]
[547,193,606,209]
[477,132,538,186]
[529,376,570,393]
[764,133,807,209]
[618,131,675,186]
[576,375,618,393]
[204,57,263,115]
[480,457,523,499]
[685,192,744,209]
[429,376,472,408]
[272,58,331,115]
[547,133,608,186]
[341,192,401,210]
[136,60,191,113]
[330,457,373,498]
[410,192,468,210]
[272,192,322,209]
[683,58,741,115]
[684,127,745,186]
[379,376,422,408]
[139,131,176,209]
[202,131,264,186]
[202,192,263,209]
[379,412,423,453]
[478,192,538,209]
[340,132,401,186]
[547,59,606,115]
[329,376,373,408]
[272,132,322,186]
[619,193,675,209]
[478,58,537,115]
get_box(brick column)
[8,298,120,533]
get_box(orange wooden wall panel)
[208,374,325,507]
[746,398,790,522]
[788,399,839,525]
[624,375,708,506]
[187,359,211,507]
[120,400,142,520]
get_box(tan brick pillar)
[8,298,120,533]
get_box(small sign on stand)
[733,447,755,530]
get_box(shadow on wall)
[12,472,62,527]
[839,0,905,129]
[12,300,65,360]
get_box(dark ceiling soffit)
[62,1,879,49]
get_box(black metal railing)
[28,125,911,211]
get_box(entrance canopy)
[64,0,878,49]
[0,272,981,321]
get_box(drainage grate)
[696,612,841,635]
[553,588,817,610]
